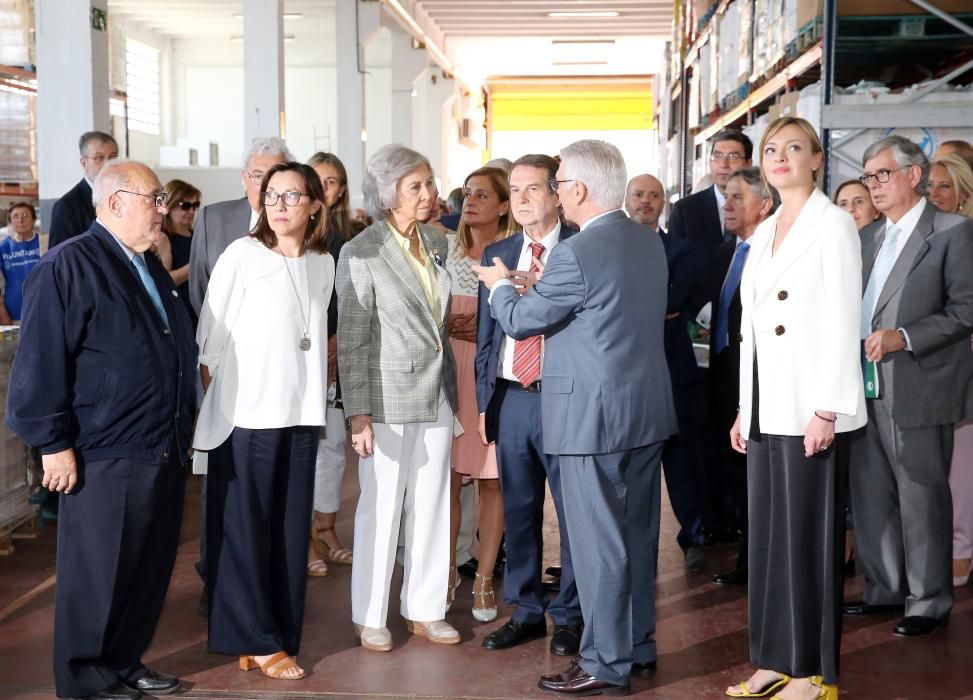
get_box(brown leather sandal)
[239,651,305,680]
[312,526,353,564]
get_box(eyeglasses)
[174,200,201,211]
[263,190,307,207]
[246,170,267,184]
[115,189,168,208]
[711,152,744,162]
[83,153,118,164]
[549,178,576,190]
[859,167,907,186]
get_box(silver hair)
[559,140,627,209]
[862,135,930,195]
[485,157,514,175]
[241,136,293,170]
[362,144,431,221]
[91,158,145,208]
[727,167,781,211]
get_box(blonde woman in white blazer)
[726,118,866,700]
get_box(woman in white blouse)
[726,117,865,700]
[193,162,334,681]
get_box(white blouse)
[192,236,335,464]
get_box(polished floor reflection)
[0,471,970,699]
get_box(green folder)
[863,359,880,400]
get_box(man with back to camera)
[48,131,119,248]
[476,153,582,657]
[475,140,677,696]
[625,173,707,573]
[845,135,973,637]
[7,160,197,700]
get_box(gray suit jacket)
[490,209,677,455]
[862,201,973,427]
[336,220,458,424]
[188,197,253,314]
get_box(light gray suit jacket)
[490,210,677,455]
[336,220,458,424]
[862,201,973,428]
[188,197,253,314]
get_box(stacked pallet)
[0,327,36,555]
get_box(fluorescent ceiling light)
[552,39,616,45]
[553,60,609,65]
[230,34,296,41]
[233,12,304,19]
[548,11,620,18]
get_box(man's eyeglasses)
[174,200,201,211]
[83,153,118,164]
[115,189,167,208]
[710,152,744,162]
[859,167,907,186]
[549,178,576,190]
[246,170,267,184]
[263,190,307,207]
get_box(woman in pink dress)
[445,166,517,622]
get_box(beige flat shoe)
[404,618,460,645]
[353,623,392,652]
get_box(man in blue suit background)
[476,154,582,656]
[48,131,118,248]
[475,140,677,696]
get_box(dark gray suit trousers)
[850,398,953,620]
[558,441,663,686]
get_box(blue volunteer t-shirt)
[0,235,41,320]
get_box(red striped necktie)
[511,242,545,386]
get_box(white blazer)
[738,188,867,437]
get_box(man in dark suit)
[476,154,582,657]
[476,140,677,696]
[706,168,778,586]
[7,160,197,700]
[845,135,973,637]
[668,129,752,544]
[627,173,707,572]
[48,131,119,248]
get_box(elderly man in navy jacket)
[7,160,196,700]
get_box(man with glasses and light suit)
[187,135,292,616]
[48,131,119,248]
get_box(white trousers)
[313,405,348,513]
[351,391,453,627]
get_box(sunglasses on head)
[174,200,200,211]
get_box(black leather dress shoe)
[550,624,582,656]
[894,615,947,637]
[537,664,628,696]
[842,600,902,616]
[83,681,143,699]
[630,661,657,678]
[483,618,547,650]
[458,557,479,580]
[712,569,747,585]
[121,669,181,695]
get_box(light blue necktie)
[131,254,169,328]
[860,223,902,338]
[716,241,749,354]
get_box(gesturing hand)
[42,448,78,494]
[472,257,512,290]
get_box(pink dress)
[446,236,498,478]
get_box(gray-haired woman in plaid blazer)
[337,144,460,653]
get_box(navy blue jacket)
[668,185,724,315]
[660,230,700,387]
[475,229,574,443]
[6,222,197,465]
[48,179,97,249]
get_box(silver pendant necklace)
[279,246,312,351]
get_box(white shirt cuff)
[897,327,913,351]
[488,278,514,304]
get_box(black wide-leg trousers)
[206,426,318,657]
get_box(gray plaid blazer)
[336,220,458,424]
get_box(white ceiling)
[107,0,336,38]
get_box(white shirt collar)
[579,208,622,231]
[713,185,726,208]
[522,221,561,250]
[248,207,260,231]
[886,197,926,237]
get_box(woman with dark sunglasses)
[160,178,202,327]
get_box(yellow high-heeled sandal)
[726,674,791,698]
[809,676,838,700]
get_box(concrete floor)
[0,469,971,700]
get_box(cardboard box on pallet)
[796,0,971,29]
